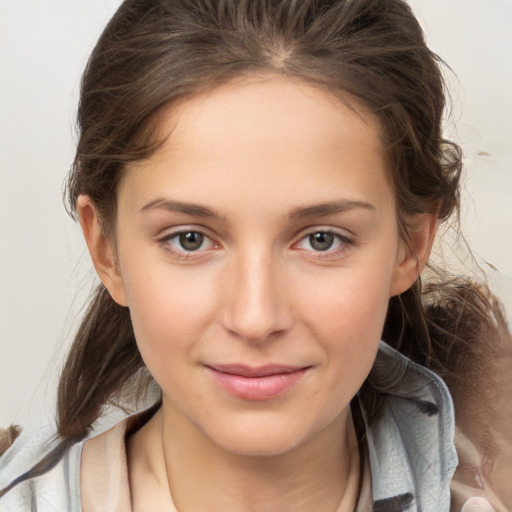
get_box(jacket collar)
[359,342,458,512]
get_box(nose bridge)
[222,246,290,342]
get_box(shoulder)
[0,425,83,512]
[0,405,159,512]
[361,341,510,512]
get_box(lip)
[205,364,309,401]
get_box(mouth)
[205,364,310,401]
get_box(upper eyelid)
[158,225,216,240]
[293,226,355,242]
[158,228,216,247]
[296,232,352,244]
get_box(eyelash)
[157,228,355,260]
[293,230,355,258]
[158,229,218,259]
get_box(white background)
[0,0,511,427]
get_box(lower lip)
[207,368,308,401]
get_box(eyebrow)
[140,197,375,219]
[287,200,375,220]
[141,198,223,218]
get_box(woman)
[0,1,510,510]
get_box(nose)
[221,250,292,343]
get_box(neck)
[159,402,361,512]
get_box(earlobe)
[76,195,128,307]
[389,213,439,297]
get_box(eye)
[306,232,337,251]
[295,230,353,254]
[176,231,206,251]
[160,230,216,255]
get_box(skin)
[78,75,437,511]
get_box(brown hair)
[1,0,508,495]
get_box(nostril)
[226,324,285,344]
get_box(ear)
[389,213,438,297]
[76,195,128,307]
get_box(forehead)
[120,75,393,216]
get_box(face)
[103,76,416,456]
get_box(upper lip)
[206,364,308,378]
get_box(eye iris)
[179,232,204,251]
[309,232,334,251]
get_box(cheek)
[294,259,395,384]
[121,264,217,373]
[299,262,394,340]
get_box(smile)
[205,364,310,401]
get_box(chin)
[213,428,310,458]
[201,409,342,459]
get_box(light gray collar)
[359,342,458,512]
